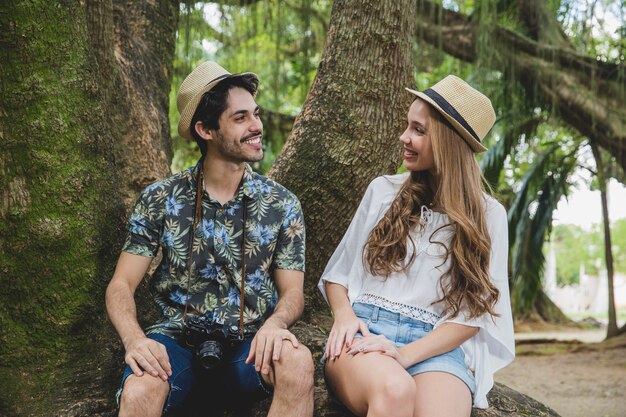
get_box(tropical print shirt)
[123,161,306,338]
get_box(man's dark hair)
[190,74,259,155]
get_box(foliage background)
[170,0,626,313]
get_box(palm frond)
[507,142,560,249]
[480,115,541,188]
[509,147,578,316]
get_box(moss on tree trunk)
[0,1,177,415]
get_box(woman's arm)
[397,323,478,367]
[324,281,371,360]
[347,322,478,368]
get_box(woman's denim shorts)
[324,302,476,395]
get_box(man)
[106,61,313,417]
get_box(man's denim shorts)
[116,333,271,414]
[324,302,476,395]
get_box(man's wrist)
[121,330,146,348]
[264,316,289,330]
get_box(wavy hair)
[364,102,500,320]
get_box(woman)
[318,75,514,417]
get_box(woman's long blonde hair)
[364,102,499,320]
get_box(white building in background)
[545,244,626,315]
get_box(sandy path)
[494,336,626,417]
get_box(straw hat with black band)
[177,61,258,141]
[406,75,495,153]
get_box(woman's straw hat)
[406,75,495,152]
[177,61,258,140]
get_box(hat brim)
[178,72,258,140]
[405,88,487,153]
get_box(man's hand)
[124,336,172,381]
[245,320,299,375]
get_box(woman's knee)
[368,375,416,415]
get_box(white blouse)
[318,173,515,409]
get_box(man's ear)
[194,121,215,142]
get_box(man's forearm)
[105,280,145,347]
[265,288,304,329]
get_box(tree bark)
[110,1,177,203]
[590,143,619,339]
[0,1,177,416]
[267,0,416,312]
[414,0,626,173]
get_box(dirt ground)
[494,330,626,417]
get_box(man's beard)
[214,129,263,163]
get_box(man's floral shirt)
[123,162,305,338]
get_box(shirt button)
[217,239,222,244]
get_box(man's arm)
[245,269,304,375]
[105,252,172,381]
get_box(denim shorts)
[116,333,271,414]
[324,302,476,395]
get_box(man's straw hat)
[406,75,495,152]
[177,61,258,140]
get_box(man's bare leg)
[118,374,169,417]
[263,342,314,417]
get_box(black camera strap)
[183,164,247,337]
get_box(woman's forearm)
[325,281,354,318]
[399,322,479,366]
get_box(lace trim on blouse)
[354,293,441,325]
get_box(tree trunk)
[0,1,177,416]
[0,1,568,415]
[267,0,416,312]
[414,0,626,173]
[534,290,575,326]
[590,143,619,339]
[111,0,177,205]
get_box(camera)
[181,315,243,371]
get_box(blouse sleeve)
[317,177,389,304]
[435,198,515,409]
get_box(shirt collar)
[188,160,260,201]
[241,164,260,200]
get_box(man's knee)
[120,374,169,413]
[273,342,314,385]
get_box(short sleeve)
[122,185,164,257]
[318,178,387,304]
[272,194,306,271]
[435,198,515,408]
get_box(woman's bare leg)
[325,350,416,417]
[412,372,472,417]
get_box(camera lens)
[197,340,223,370]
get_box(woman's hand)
[347,334,411,368]
[325,310,371,360]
